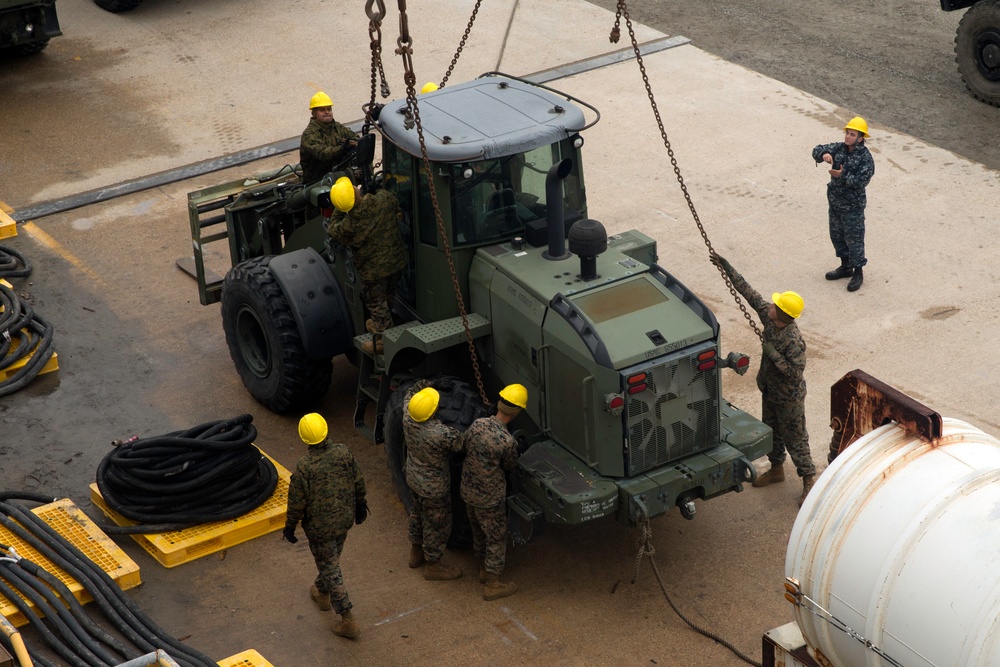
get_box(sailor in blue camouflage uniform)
[812,116,876,292]
[712,256,817,507]
[403,380,465,581]
[328,177,407,355]
[284,413,368,639]
[460,384,527,601]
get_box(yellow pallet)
[90,449,290,568]
[218,649,275,667]
[0,499,142,627]
[0,209,15,239]
[0,278,59,381]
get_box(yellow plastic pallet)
[218,649,275,667]
[0,209,15,239]
[0,499,142,627]
[0,278,59,381]
[90,449,291,568]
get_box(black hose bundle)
[0,244,31,279]
[0,495,217,667]
[95,414,278,534]
[0,275,56,398]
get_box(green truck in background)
[0,0,59,55]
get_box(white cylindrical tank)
[786,417,1000,667]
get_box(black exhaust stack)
[568,218,608,281]
[543,159,573,261]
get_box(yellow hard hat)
[408,387,440,423]
[298,413,328,445]
[844,116,869,138]
[309,91,333,110]
[772,291,804,319]
[498,383,528,409]
[420,82,439,94]
[331,177,356,212]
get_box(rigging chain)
[632,512,763,667]
[439,0,484,89]
[393,0,490,407]
[611,1,764,344]
[366,0,391,120]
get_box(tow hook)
[678,495,696,520]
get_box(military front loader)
[184,72,771,537]
[0,0,60,55]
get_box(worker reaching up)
[712,256,816,507]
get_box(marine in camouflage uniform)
[328,188,407,334]
[299,116,357,184]
[285,439,367,621]
[812,128,875,290]
[715,257,816,499]
[460,403,521,600]
[402,381,463,576]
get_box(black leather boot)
[825,260,853,280]
[847,267,864,291]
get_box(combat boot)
[847,267,864,292]
[423,559,463,581]
[365,318,378,334]
[361,336,384,355]
[797,475,816,508]
[752,464,785,488]
[309,584,331,611]
[331,610,360,639]
[408,544,425,569]
[483,573,517,601]
[825,260,853,280]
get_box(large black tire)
[94,0,143,12]
[383,376,491,549]
[956,0,1000,106]
[221,256,332,413]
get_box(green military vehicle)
[184,73,771,533]
[942,0,1000,105]
[0,0,59,55]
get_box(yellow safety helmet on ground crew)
[331,177,356,212]
[420,82,439,94]
[309,91,333,109]
[498,383,528,409]
[408,387,440,422]
[844,116,869,138]
[772,291,804,319]
[298,413,328,445]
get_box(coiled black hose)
[0,280,55,398]
[95,414,278,534]
[0,244,31,278]
[0,496,217,667]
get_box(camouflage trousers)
[761,393,816,478]
[361,270,401,332]
[308,533,352,614]
[408,493,452,563]
[828,206,867,268]
[467,502,507,576]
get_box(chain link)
[612,1,763,343]
[439,0,483,89]
[393,0,490,406]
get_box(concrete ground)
[1,1,997,665]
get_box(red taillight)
[697,360,717,371]
[609,396,625,410]
[627,373,646,385]
[698,350,715,361]
[320,206,334,218]
[627,383,647,394]
[736,356,750,368]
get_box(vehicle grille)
[625,353,719,475]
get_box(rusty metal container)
[786,417,1000,667]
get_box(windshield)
[449,140,584,246]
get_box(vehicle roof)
[378,74,587,163]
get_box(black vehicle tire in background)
[956,0,1000,106]
[383,376,491,549]
[94,0,143,12]
[221,256,332,414]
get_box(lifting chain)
[439,0,484,89]
[611,1,764,344]
[366,0,391,118]
[393,0,490,407]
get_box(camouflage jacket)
[299,118,357,184]
[728,270,807,405]
[328,189,407,282]
[811,140,875,211]
[402,384,463,499]
[459,415,519,509]
[286,439,366,542]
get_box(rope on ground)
[633,512,762,667]
[95,414,277,534]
